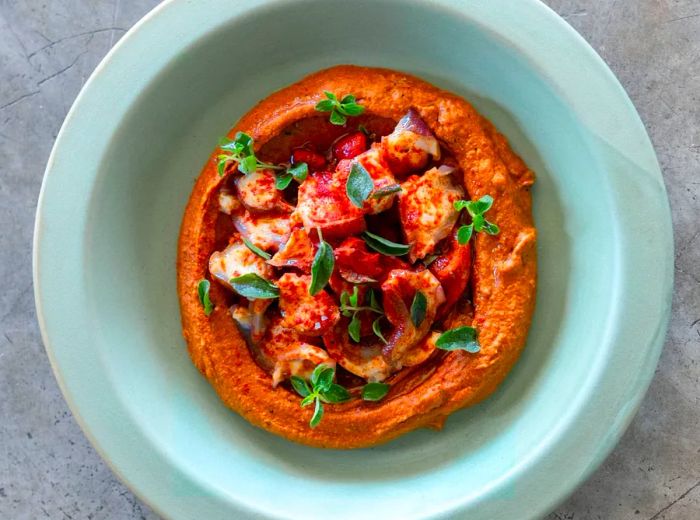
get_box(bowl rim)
[33,0,673,519]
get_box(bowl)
[33,0,673,518]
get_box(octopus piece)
[323,324,392,382]
[235,169,293,213]
[382,108,440,175]
[429,228,472,316]
[259,315,335,387]
[278,273,340,336]
[233,210,292,252]
[399,166,464,262]
[381,269,445,369]
[268,228,316,272]
[294,170,366,238]
[208,238,274,290]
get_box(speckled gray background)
[0,1,698,519]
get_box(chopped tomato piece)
[278,273,340,336]
[398,167,464,262]
[294,170,366,238]
[292,148,327,171]
[429,229,471,316]
[332,131,368,161]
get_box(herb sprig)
[197,279,214,316]
[362,231,411,257]
[435,326,480,353]
[454,195,499,244]
[217,132,308,185]
[291,364,351,428]
[309,229,334,296]
[346,162,374,208]
[229,273,279,299]
[315,91,365,125]
[340,287,384,342]
[362,382,390,401]
[242,237,271,260]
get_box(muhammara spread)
[177,65,537,448]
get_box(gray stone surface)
[0,0,697,518]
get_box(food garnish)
[454,195,500,244]
[291,364,351,427]
[361,382,390,402]
[361,231,411,257]
[197,279,214,316]
[315,91,365,125]
[242,237,271,260]
[309,229,334,296]
[435,326,480,353]
[346,162,374,208]
[229,273,280,299]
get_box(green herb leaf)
[423,253,439,267]
[435,326,480,353]
[242,237,271,260]
[315,91,365,126]
[329,110,347,125]
[410,291,427,327]
[457,224,474,245]
[197,279,214,316]
[288,162,308,182]
[372,316,388,344]
[321,383,352,404]
[229,273,279,299]
[362,382,390,401]
[275,173,293,190]
[309,238,334,295]
[290,376,311,397]
[371,184,402,199]
[300,394,316,407]
[368,289,382,313]
[454,195,498,243]
[348,313,362,342]
[349,285,359,307]
[311,363,329,386]
[362,231,411,257]
[315,366,335,392]
[347,162,374,208]
[310,398,324,428]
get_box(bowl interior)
[53,0,635,518]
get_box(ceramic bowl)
[34,0,673,518]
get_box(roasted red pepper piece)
[332,132,368,161]
[429,230,472,317]
[292,148,327,171]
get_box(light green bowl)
[33,0,673,518]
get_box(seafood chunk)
[337,145,398,215]
[209,239,274,290]
[233,210,292,252]
[399,166,464,262]
[295,170,366,238]
[259,315,335,387]
[382,108,440,175]
[230,300,271,344]
[268,228,316,272]
[323,325,392,382]
[235,169,292,212]
[381,269,445,369]
[278,273,340,336]
[218,188,241,215]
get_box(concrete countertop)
[1,1,698,518]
